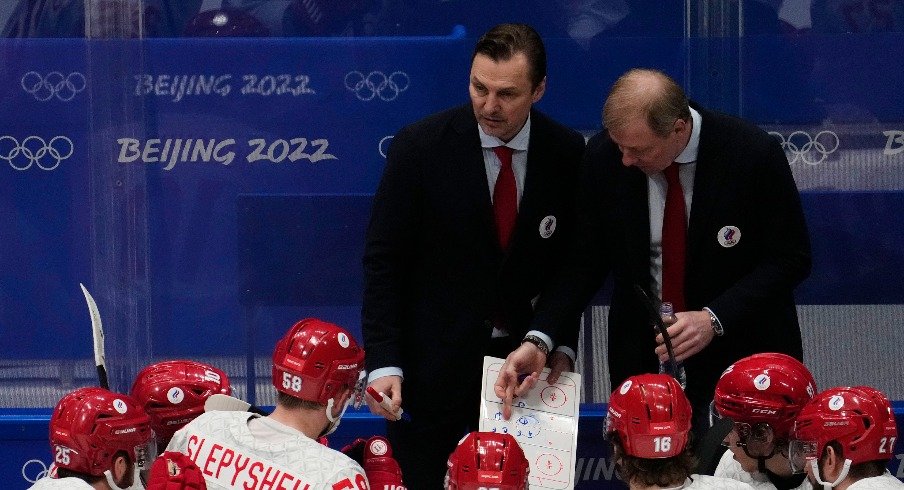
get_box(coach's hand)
[655,310,714,363]
[366,375,403,421]
[546,350,573,385]
[494,343,545,420]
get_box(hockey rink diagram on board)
[480,357,581,490]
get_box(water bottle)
[658,302,687,389]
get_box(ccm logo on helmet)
[203,370,222,383]
[751,409,778,415]
[337,364,359,370]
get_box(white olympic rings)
[21,459,50,483]
[769,130,840,165]
[0,135,74,171]
[344,71,410,101]
[21,71,87,102]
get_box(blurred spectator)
[812,0,904,33]
[2,0,203,37]
[183,7,269,36]
[219,0,382,36]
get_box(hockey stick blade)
[80,283,109,390]
[205,393,270,416]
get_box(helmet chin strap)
[809,457,852,489]
[321,397,351,437]
[753,449,777,474]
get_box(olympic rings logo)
[22,459,51,483]
[0,136,74,171]
[344,71,409,102]
[769,130,840,165]
[21,71,87,102]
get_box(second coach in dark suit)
[362,23,584,488]
[501,68,811,436]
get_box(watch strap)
[521,334,550,356]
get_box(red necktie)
[493,146,517,250]
[661,163,687,312]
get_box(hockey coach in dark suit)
[362,23,585,488]
[499,68,812,439]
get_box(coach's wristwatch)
[708,309,725,337]
[521,334,550,356]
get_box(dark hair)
[820,441,887,480]
[277,391,326,411]
[610,433,696,487]
[472,23,547,89]
[603,68,691,137]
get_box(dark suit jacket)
[532,104,811,410]
[362,104,585,415]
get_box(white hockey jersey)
[847,471,904,489]
[684,474,758,489]
[167,411,368,490]
[714,449,812,490]
[27,477,94,489]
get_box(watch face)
[710,314,724,335]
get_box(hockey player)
[606,373,755,489]
[131,360,231,449]
[28,387,155,490]
[445,431,529,490]
[712,352,817,489]
[166,318,369,489]
[790,386,903,489]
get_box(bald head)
[603,68,690,138]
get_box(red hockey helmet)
[272,318,365,405]
[790,386,896,473]
[131,360,231,439]
[49,387,154,477]
[606,373,692,458]
[446,431,530,490]
[713,352,816,440]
